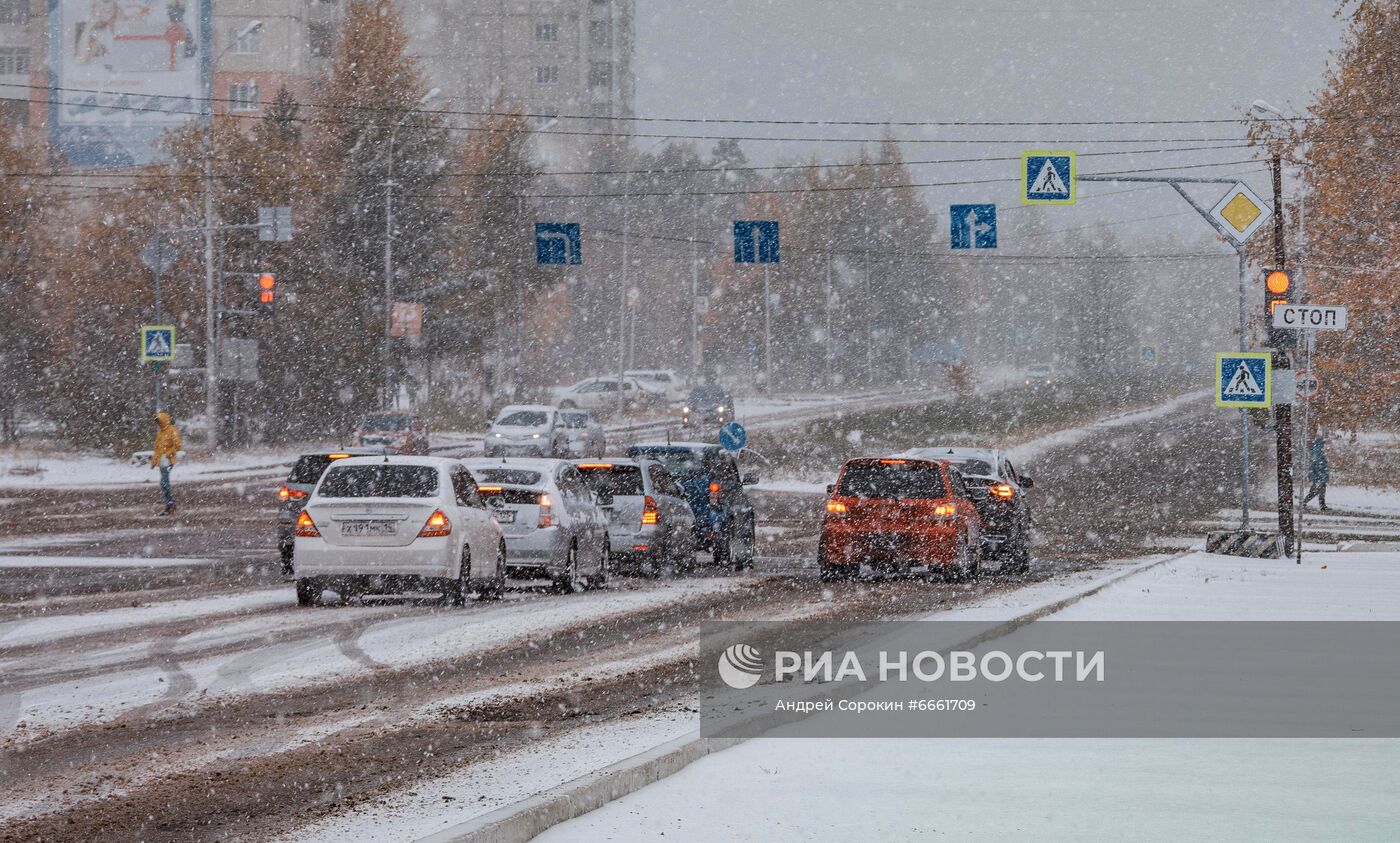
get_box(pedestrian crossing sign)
[141,325,176,363]
[1215,352,1271,408]
[1021,151,1076,204]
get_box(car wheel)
[733,520,755,572]
[450,545,472,607]
[817,545,857,582]
[295,578,322,607]
[553,542,580,594]
[588,539,610,590]
[280,544,294,577]
[479,540,507,600]
[950,532,979,582]
[1009,534,1032,574]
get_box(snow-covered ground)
[535,548,1400,842]
[0,449,300,490]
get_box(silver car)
[464,458,609,592]
[484,405,570,458]
[575,459,697,577]
[559,409,606,457]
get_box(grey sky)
[633,0,1347,248]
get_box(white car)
[559,409,606,457]
[484,405,570,458]
[626,369,688,404]
[553,377,662,411]
[292,456,506,607]
[575,458,697,577]
[464,458,609,592]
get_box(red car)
[819,457,983,582]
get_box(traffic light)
[257,273,276,317]
[1263,269,1295,350]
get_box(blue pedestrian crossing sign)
[140,325,175,363]
[950,204,997,249]
[734,221,780,264]
[1022,151,1076,205]
[536,222,582,265]
[1215,352,1271,408]
[718,421,747,452]
[1139,344,1158,365]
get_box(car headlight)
[532,433,541,439]
[493,433,503,438]
[682,406,690,413]
[717,405,726,412]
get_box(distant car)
[902,447,1033,573]
[559,409,606,457]
[626,369,688,404]
[627,442,757,570]
[575,459,697,577]
[291,456,505,606]
[553,377,662,411]
[276,446,397,575]
[352,411,429,455]
[464,458,609,592]
[485,405,570,458]
[681,385,733,429]
[819,456,982,582]
[1024,365,1054,386]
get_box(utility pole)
[383,89,439,410]
[1271,154,1296,556]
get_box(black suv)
[901,447,1034,573]
[626,442,757,570]
[681,386,733,429]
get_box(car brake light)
[990,483,1015,500]
[826,499,848,514]
[538,492,554,528]
[327,453,350,460]
[419,509,452,537]
[477,485,502,493]
[709,482,720,505]
[578,463,613,469]
[278,485,309,501]
[641,495,660,525]
[879,459,906,465]
[294,510,320,537]
[933,502,957,519]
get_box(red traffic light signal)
[257,273,276,314]
[1263,268,1295,349]
[1265,270,1290,296]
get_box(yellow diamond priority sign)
[1209,182,1272,244]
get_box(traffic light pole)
[1270,155,1297,557]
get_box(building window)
[589,20,609,48]
[588,61,611,88]
[535,22,558,42]
[309,21,335,58]
[0,46,27,76]
[536,65,559,85]
[231,22,261,54]
[228,81,260,112]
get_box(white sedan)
[292,456,506,606]
[552,377,662,411]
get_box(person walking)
[150,411,182,515]
[1302,428,1330,512]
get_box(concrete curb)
[416,551,1187,842]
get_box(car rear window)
[631,448,704,480]
[288,455,334,484]
[561,413,589,429]
[479,488,542,505]
[318,465,438,498]
[473,468,544,486]
[837,462,947,500]
[497,411,548,427]
[949,458,994,478]
[359,414,413,432]
[576,464,645,496]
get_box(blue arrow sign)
[718,421,747,452]
[734,221,779,264]
[950,204,997,249]
[536,222,582,265]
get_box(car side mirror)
[742,472,759,485]
[1021,475,1034,489]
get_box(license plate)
[494,510,516,524]
[341,520,397,537]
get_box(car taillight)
[538,492,554,528]
[419,509,451,537]
[294,510,320,537]
[709,482,721,505]
[990,483,1015,500]
[641,495,660,525]
[933,502,957,520]
[826,499,848,514]
[278,485,308,502]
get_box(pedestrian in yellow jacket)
[151,411,181,514]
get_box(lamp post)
[382,87,440,410]
[203,18,262,449]
[615,135,672,414]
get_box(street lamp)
[382,87,440,409]
[202,19,263,449]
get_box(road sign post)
[734,221,780,393]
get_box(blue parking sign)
[950,204,997,249]
[536,222,582,265]
[1022,151,1075,204]
[734,221,780,264]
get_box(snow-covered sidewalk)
[535,548,1400,842]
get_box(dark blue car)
[626,442,757,570]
